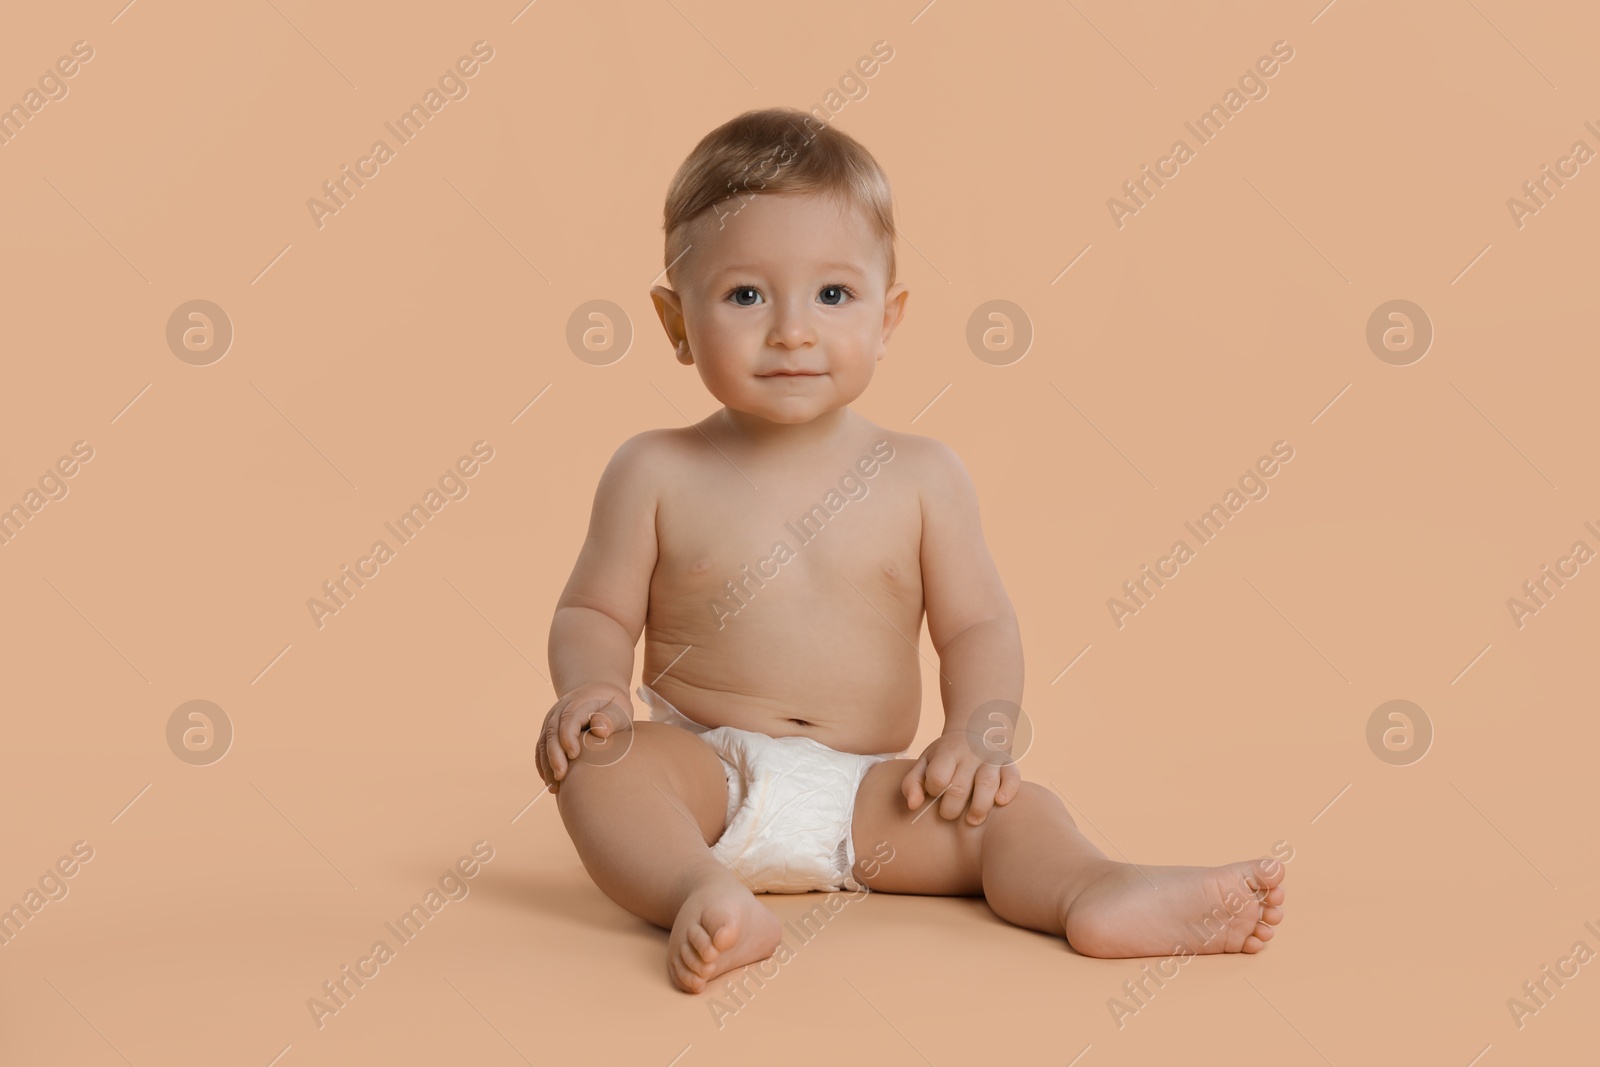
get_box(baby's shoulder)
[590,428,699,508]
[869,427,969,485]
[607,426,700,472]
[864,429,984,524]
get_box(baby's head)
[650,107,909,427]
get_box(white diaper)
[637,683,903,894]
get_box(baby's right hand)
[537,682,635,793]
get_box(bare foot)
[1061,857,1286,958]
[666,873,783,994]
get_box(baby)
[538,107,1286,993]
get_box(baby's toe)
[704,905,742,953]
[1260,904,1284,926]
[668,955,706,993]
[687,923,717,960]
[1252,857,1288,889]
[680,940,708,975]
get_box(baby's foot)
[1062,857,1286,958]
[667,873,783,994]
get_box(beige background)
[2,0,1596,1063]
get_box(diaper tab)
[636,683,713,735]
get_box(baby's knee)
[998,781,1074,824]
[558,720,711,794]
[553,723,652,824]
[562,719,670,776]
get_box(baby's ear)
[649,285,693,364]
[879,282,910,345]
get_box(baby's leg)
[850,761,1285,957]
[555,720,782,992]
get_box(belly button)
[688,559,711,574]
[788,718,813,726]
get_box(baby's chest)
[654,487,923,605]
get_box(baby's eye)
[728,286,762,306]
[818,284,856,306]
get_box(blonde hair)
[661,106,897,289]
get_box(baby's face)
[651,191,907,426]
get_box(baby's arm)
[539,433,661,789]
[901,439,1025,824]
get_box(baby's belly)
[642,595,923,755]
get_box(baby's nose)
[768,306,816,346]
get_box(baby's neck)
[717,406,860,452]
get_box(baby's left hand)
[901,731,1022,826]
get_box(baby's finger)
[901,757,929,808]
[935,765,973,821]
[587,699,630,740]
[965,764,1002,825]
[921,750,957,799]
[537,727,563,791]
[993,761,1022,806]
[545,713,569,781]
[558,697,608,759]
